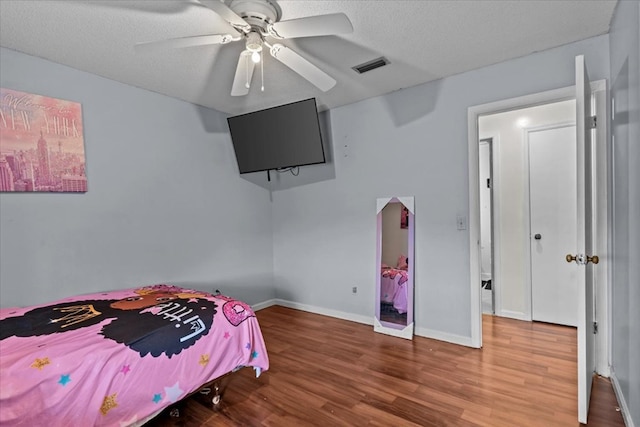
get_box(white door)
[529,125,577,326]
[573,55,596,425]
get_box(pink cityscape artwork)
[0,88,86,192]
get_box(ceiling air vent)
[352,57,389,74]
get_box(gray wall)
[0,47,275,308]
[609,0,640,424]
[271,34,610,340]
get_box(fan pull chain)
[245,53,250,89]
[261,53,264,92]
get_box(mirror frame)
[374,196,415,339]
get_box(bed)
[380,267,409,314]
[0,284,269,426]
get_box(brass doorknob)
[566,254,599,264]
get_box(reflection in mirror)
[374,197,414,339]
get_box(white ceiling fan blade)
[231,50,256,96]
[134,33,240,53]
[267,13,353,39]
[199,0,251,32]
[269,44,336,92]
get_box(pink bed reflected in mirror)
[374,197,414,339]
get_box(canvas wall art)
[0,88,86,192]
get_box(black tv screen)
[227,98,326,174]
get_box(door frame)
[467,81,610,377]
[478,137,497,315]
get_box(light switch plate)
[456,215,467,230]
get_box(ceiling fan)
[135,0,353,96]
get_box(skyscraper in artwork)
[36,130,51,186]
[0,157,15,191]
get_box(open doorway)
[467,80,610,377]
[468,65,610,422]
[477,100,576,322]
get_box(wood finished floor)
[146,306,625,427]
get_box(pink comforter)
[380,268,409,314]
[0,284,269,426]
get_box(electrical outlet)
[352,286,358,294]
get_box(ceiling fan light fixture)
[245,31,263,52]
[251,51,261,63]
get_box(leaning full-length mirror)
[374,197,414,339]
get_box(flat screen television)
[227,98,326,174]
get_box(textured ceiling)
[0,0,617,115]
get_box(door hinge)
[487,178,491,188]
[593,321,598,334]
[589,115,597,129]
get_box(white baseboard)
[597,364,611,378]
[253,299,476,348]
[414,326,475,347]
[268,299,373,326]
[251,299,278,312]
[497,309,530,321]
[611,369,635,427]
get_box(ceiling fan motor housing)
[229,0,280,31]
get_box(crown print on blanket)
[50,304,102,328]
